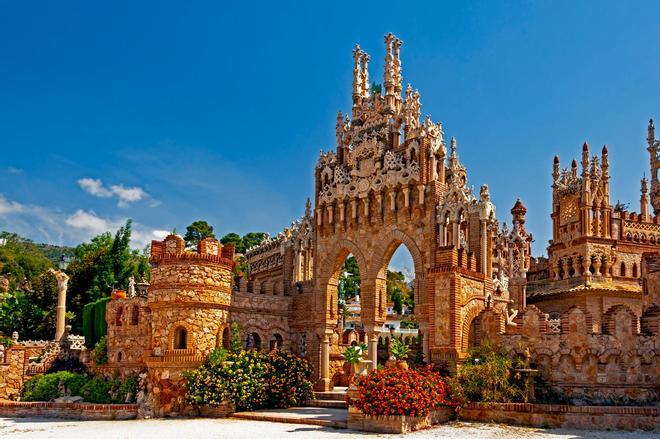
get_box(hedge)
[82,297,111,348]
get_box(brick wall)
[460,402,659,431]
[0,401,138,420]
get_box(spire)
[361,52,370,98]
[553,155,560,184]
[641,176,650,220]
[601,144,609,178]
[648,118,655,148]
[511,198,528,225]
[352,45,364,107]
[581,142,589,178]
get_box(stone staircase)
[307,387,348,409]
[230,387,348,429]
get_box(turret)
[641,176,650,221]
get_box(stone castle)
[1,34,658,414]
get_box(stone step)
[306,399,348,409]
[313,390,347,401]
[232,407,347,429]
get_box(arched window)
[246,332,261,350]
[620,262,626,277]
[130,306,139,325]
[174,327,188,350]
[115,307,123,326]
[269,333,283,351]
[117,351,123,362]
[632,263,638,278]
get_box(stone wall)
[0,342,49,400]
[477,303,659,404]
[0,401,138,420]
[459,402,659,431]
[105,297,151,367]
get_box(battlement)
[150,235,234,268]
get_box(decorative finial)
[582,142,589,152]
[571,159,577,168]
[554,155,559,164]
[602,144,608,155]
[450,136,457,156]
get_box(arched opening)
[339,253,362,334]
[221,326,231,349]
[174,327,188,350]
[632,262,638,278]
[117,351,123,362]
[380,243,418,365]
[115,307,123,326]
[620,262,626,277]
[269,333,283,350]
[246,332,261,350]
[130,305,139,325]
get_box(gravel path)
[1,417,657,438]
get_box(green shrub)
[185,349,314,411]
[117,375,138,403]
[92,336,108,365]
[457,342,523,403]
[22,371,89,401]
[80,376,113,403]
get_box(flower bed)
[347,366,455,433]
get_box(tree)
[184,221,215,247]
[220,233,242,251]
[386,270,412,315]
[339,255,360,301]
[240,232,266,254]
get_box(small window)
[632,263,638,278]
[115,307,123,326]
[620,262,626,277]
[174,327,188,349]
[130,306,139,325]
[117,352,123,362]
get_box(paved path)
[1,417,657,438]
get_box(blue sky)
[0,1,659,273]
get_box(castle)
[1,34,658,414]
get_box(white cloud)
[78,178,113,198]
[0,195,25,215]
[109,184,147,207]
[0,194,168,249]
[77,177,154,208]
[65,210,119,235]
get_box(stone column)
[368,331,379,371]
[480,220,488,275]
[49,269,69,342]
[316,334,332,391]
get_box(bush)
[351,366,452,417]
[457,342,523,403]
[80,376,114,403]
[92,336,108,365]
[265,350,314,408]
[22,371,88,401]
[185,348,314,411]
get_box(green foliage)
[342,343,367,366]
[0,335,14,347]
[389,337,410,360]
[22,371,88,402]
[339,255,360,301]
[229,322,242,354]
[81,297,110,348]
[207,347,228,368]
[386,270,413,314]
[219,232,242,250]
[92,336,108,365]
[78,374,137,404]
[66,221,147,332]
[457,342,523,403]
[0,291,49,340]
[185,349,314,411]
[0,231,54,290]
[184,221,215,247]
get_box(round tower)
[148,234,234,357]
